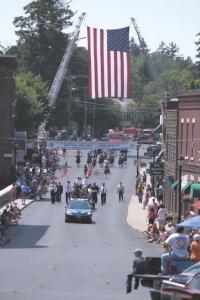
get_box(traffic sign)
[151,169,164,176]
[149,162,164,176]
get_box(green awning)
[182,181,192,194]
[171,180,179,190]
[154,124,162,134]
[190,183,200,198]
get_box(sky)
[0,0,199,61]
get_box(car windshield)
[68,201,90,210]
[183,263,200,275]
[188,273,200,289]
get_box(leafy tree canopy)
[15,72,50,135]
[160,68,193,97]
[13,0,74,83]
[194,32,200,78]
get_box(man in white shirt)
[82,176,90,187]
[65,181,72,204]
[100,183,108,205]
[157,205,166,228]
[117,182,125,202]
[50,181,57,204]
[161,226,190,274]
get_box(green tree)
[133,81,161,128]
[194,32,200,78]
[13,0,74,83]
[16,72,50,135]
[186,79,200,89]
[160,68,193,97]
[157,41,168,55]
[0,43,5,54]
[92,100,121,137]
[131,54,151,100]
[166,42,179,59]
[129,37,142,56]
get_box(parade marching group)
[49,149,127,209]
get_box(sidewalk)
[127,166,152,232]
[127,194,148,232]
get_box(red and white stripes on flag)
[87,27,131,99]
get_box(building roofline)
[177,89,200,98]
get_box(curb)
[20,199,35,211]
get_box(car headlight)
[66,210,73,215]
[86,211,92,215]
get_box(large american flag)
[87,26,131,99]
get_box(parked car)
[161,272,200,300]
[149,261,200,300]
[65,199,92,223]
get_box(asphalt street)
[0,146,162,300]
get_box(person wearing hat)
[65,181,72,204]
[132,248,145,289]
[190,234,200,261]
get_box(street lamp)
[136,143,140,177]
[177,156,185,223]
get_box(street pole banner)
[47,140,135,150]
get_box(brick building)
[177,90,200,181]
[0,56,16,188]
[164,91,200,218]
[177,91,200,214]
[163,99,178,214]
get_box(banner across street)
[46,140,135,150]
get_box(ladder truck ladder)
[40,12,86,131]
[131,18,164,101]
[131,18,165,147]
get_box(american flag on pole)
[87,26,131,99]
